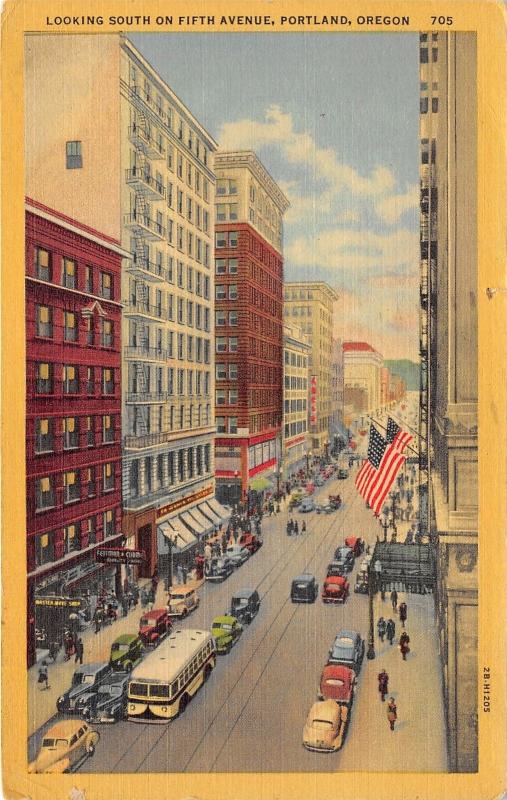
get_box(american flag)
[355,425,406,515]
[386,417,413,453]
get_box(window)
[229,259,238,274]
[229,389,238,404]
[432,97,439,113]
[104,509,114,537]
[101,320,114,348]
[177,333,184,360]
[63,417,79,449]
[63,365,79,394]
[188,335,194,360]
[63,524,80,554]
[420,97,429,114]
[229,337,238,353]
[215,310,226,326]
[85,316,94,345]
[216,416,226,434]
[35,418,54,454]
[36,476,55,511]
[35,247,52,281]
[229,417,238,434]
[64,311,77,342]
[167,145,174,171]
[36,305,53,338]
[216,337,227,353]
[102,415,114,443]
[66,140,82,169]
[87,516,97,544]
[215,259,227,275]
[85,467,96,498]
[63,470,80,503]
[85,416,94,447]
[229,311,238,326]
[102,368,114,395]
[420,47,428,63]
[62,258,76,288]
[35,362,53,394]
[177,153,183,179]
[229,231,238,247]
[229,363,238,380]
[35,531,55,566]
[216,363,226,380]
[216,389,226,406]
[103,462,115,492]
[86,367,94,394]
[84,266,93,293]
[100,272,113,299]
[215,284,226,300]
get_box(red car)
[138,608,172,647]
[237,532,263,554]
[318,664,356,707]
[344,536,365,557]
[322,575,350,604]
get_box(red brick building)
[213,153,289,507]
[26,200,124,666]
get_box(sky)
[131,33,420,361]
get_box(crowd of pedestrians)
[376,598,413,731]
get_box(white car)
[225,545,250,567]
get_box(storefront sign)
[35,596,82,609]
[310,375,318,426]
[95,547,145,565]
[156,485,213,519]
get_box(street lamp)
[367,558,382,660]
[379,515,389,543]
[233,470,240,508]
[165,534,177,593]
[276,466,281,498]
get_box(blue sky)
[131,33,420,360]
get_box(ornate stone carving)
[455,545,477,573]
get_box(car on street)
[314,476,324,487]
[327,630,365,674]
[299,498,316,513]
[81,673,129,723]
[204,556,234,582]
[56,662,112,714]
[230,588,261,624]
[291,573,318,603]
[237,531,263,554]
[138,608,172,648]
[315,503,335,514]
[337,468,349,479]
[328,494,342,509]
[326,561,349,578]
[354,568,369,594]
[333,546,355,572]
[322,575,350,604]
[225,545,250,567]
[28,720,100,773]
[167,586,200,617]
[302,699,349,752]
[318,664,356,707]
[211,614,243,654]
[109,633,144,672]
[344,536,365,557]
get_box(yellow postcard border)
[2,1,506,798]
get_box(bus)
[127,628,216,722]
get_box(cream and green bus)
[127,628,216,722]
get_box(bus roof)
[130,629,213,682]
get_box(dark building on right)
[420,32,478,772]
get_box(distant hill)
[384,360,420,391]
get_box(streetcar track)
[125,479,361,774]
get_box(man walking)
[387,697,398,731]
[399,601,408,628]
[377,616,386,642]
[390,589,398,611]
[377,668,389,701]
[294,521,299,536]
[386,618,396,646]
[74,637,84,665]
[399,631,410,660]
[38,661,49,691]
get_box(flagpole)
[365,414,419,457]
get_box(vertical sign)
[310,375,318,427]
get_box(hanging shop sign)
[95,547,146,565]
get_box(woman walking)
[387,698,397,731]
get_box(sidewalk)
[28,576,203,737]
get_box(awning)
[249,476,273,492]
[180,511,206,537]
[186,506,214,533]
[198,502,221,525]
[207,497,232,522]
[158,518,196,553]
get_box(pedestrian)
[74,637,84,665]
[181,564,188,585]
[390,589,398,611]
[94,606,103,634]
[140,587,148,608]
[294,520,299,536]
[399,601,407,628]
[301,521,306,534]
[399,631,410,660]
[151,570,159,594]
[121,595,129,617]
[48,640,59,663]
[38,661,49,691]
[386,618,396,645]
[387,697,398,731]
[204,543,212,561]
[377,668,389,701]
[64,630,74,660]
[177,564,184,585]
[377,616,386,642]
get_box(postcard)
[1,1,506,798]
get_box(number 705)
[431,16,453,25]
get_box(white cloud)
[375,184,419,224]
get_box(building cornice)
[285,281,339,302]
[215,150,290,213]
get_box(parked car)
[354,568,369,594]
[211,614,243,654]
[225,545,250,567]
[326,561,348,578]
[56,662,112,714]
[315,503,335,514]
[138,608,172,648]
[81,673,129,723]
[299,498,316,513]
[237,531,263,554]
[230,588,261,624]
[291,573,318,603]
[327,630,365,674]
[322,576,350,604]
[28,720,99,773]
[337,468,349,479]
[318,664,356,707]
[289,489,304,506]
[344,536,365,557]
[109,634,144,672]
[332,546,355,572]
[302,699,349,752]
[328,494,342,510]
[204,556,234,582]
[167,587,200,617]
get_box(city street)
[28,446,447,773]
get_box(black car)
[204,556,234,582]
[230,588,261,624]
[291,574,318,603]
[332,546,355,573]
[81,674,129,723]
[337,468,349,480]
[327,629,365,674]
[56,662,112,714]
[326,560,349,578]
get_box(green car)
[211,615,243,654]
[109,633,144,672]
